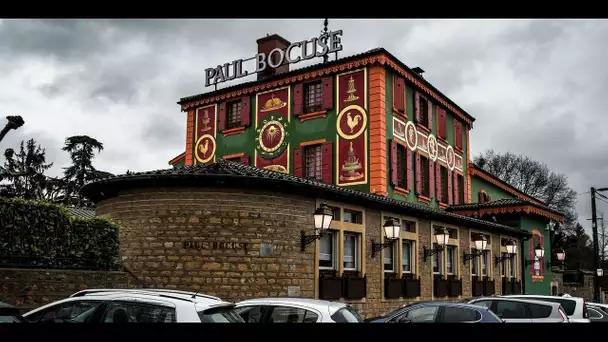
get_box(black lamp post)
[494,239,517,266]
[423,227,450,262]
[300,203,333,252]
[371,219,401,258]
[462,233,488,265]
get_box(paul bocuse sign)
[205,30,344,87]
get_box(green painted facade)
[520,215,552,295]
[470,176,516,203]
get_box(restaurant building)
[83,30,564,317]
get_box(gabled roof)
[81,160,529,237]
[168,151,186,165]
[177,47,476,126]
[447,198,564,223]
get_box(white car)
[23,289,244,323]
[234,297,364,323]
[502,294,590,323]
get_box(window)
[402,220,415,233]
[433,244,443,275]
[30,300,103,323]
[235,306,263,323]
[396,143,407,188]
[481,250,488,276]
[330,307,364,323]
[343,209,363,224]
[402,240,413,273]
[328,206,341,221]
[471,249,478,276]
[304,81,323,113]
[397,306,438,323]
[494,301,526,319]
[509,253,516,278]
[198,306,244,323]
[589,308,604,319]
[526,303,553,319]
[304,145,323,181]
[384,244,395,272]
[268,306,319,323]
[447,228,458,239]
[457,174,465,204]
[343,233,358,271]
[440,165,448,202]
[446,246,456,275]
[227,100,242,129]
[418,97,429,125]
[420,155,430,197]
[102,301,176,323]
[511,297,576,316]
[473,300,492,309]
[501,252,507,277]
[319,230,336,269]
[441,307,481,323]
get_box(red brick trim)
[168,151,186,165]
[299,110,327,122]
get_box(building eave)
[168,151,186,165]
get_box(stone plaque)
[287,286,301,297]
[260,242,276,257]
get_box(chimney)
[412,67,425,78]
[256,33,291,81]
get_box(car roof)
[409,301,491,311]
[236,297,347,312]
[503,294,583,301]
[471,297,562,307]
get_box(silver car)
[234,298,363,323]
[468,297,569,323]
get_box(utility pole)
[592,187,600,303]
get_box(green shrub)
[0,197,119,270]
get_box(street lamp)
[463,233,488,264]
[525,243,545,265]
[371,219,401,258]
[301,203,333,251]
[494,239,517,266]
[546,248,566,268]
[423,227,450,262]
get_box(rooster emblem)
[199,139,209,156]
[346,112,362,133]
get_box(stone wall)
[0,268,142,311]
[95,187,523,318]
[551,269,595,301]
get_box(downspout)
[521,235,531,294]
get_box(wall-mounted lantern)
[524,243,545,265]
[546,247,566,267]
[371,219,400,258]
[423,227,450,262]
[300,203,333,252]
[462,233,488,265]
[494,239,517,266]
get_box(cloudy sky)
[1,19,607,230]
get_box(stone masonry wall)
[0,268,141,312]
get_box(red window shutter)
[322,77,333,110]
[529,239,535,277]
[321,141,333,184]
[393,76,405,113]
[540,235,545,276]
[454,120,462,150]
[414,93,421,123]
[438,108,447,139]
[427,101,433,129]
[241,96,250,127]
[415,152,421,194]
[294,83,304,116]
[293,147,303,177]
[447,169,453,205]
[240,155,249,165]
[453,172,460,205]
[406,147,413,191]
[218,102,226,131]
[435,162,442,202]
[463,175,468,203]
[428,159,435,198]
[390,139,398,187]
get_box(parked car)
[468,297,569,322]
[588,302,608,315]
[503,295,590,323]
[23,289,244,323]
[0,302,27,323]
[366,301,503,323]
[584,303,608,322]
[234,298,364,323]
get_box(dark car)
[0,302,27,323]
[366,301,503,323]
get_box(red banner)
[336,69,368,186]
[254,87,291,174]
[194,104,217,165]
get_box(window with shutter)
[393,75,406,115]
[293,147,303,178]
[304,81,323,114]
[419,97,429,125]
[453,120,463,151]
[420,155,430,197]
[437,108,447,140]
[397,143,407,189]
[304,145,323,181]
[226,100,242,129]
[447,169,453,205]
[440,165,448,203]
[455,173,465,205]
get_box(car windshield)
[0,315,23,323]
[197,306,244,323]
[330,307,364,323]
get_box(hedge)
[0,197,120,270]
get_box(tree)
[61,135,113,207]
[474,149,578,224]
[0,115,25,144]
[1,139,54,200]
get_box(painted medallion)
[405,121,418,151]
[446,145,455,170]
[428,134,438,161]
[195,134,216,164]
[255,114,289,158]
[337,105,367,140]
